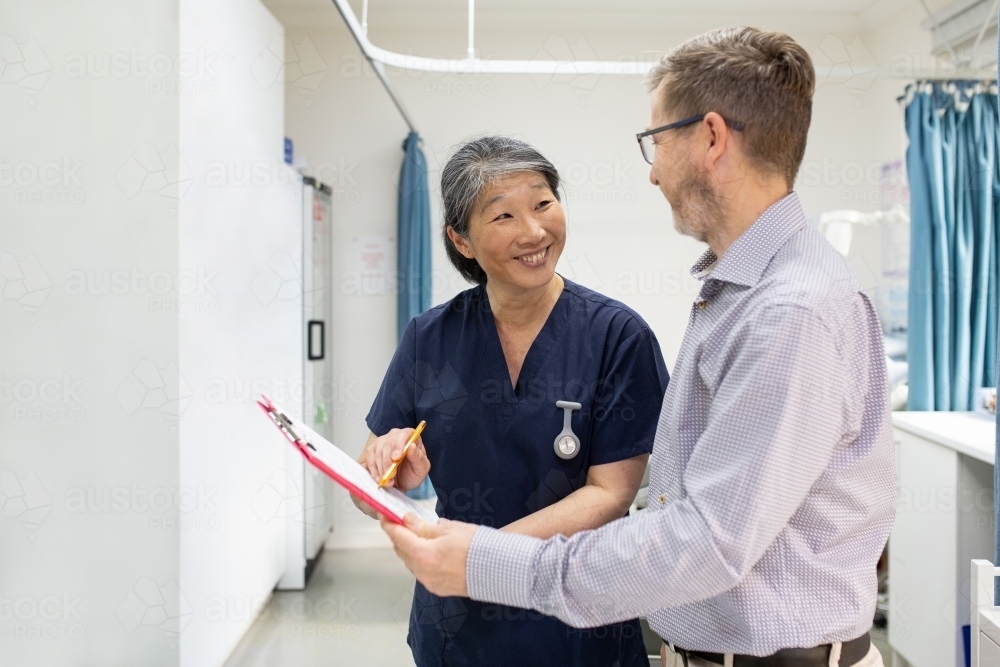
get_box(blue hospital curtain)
[397,131,432,340]
[995,19,1000,600]
[905,81,1000,412]
[397,131,434,500]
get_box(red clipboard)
[257,394,436,526]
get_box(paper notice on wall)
[349,236,394,295]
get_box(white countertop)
[892,411,997,465]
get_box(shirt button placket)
[694,279,717,314]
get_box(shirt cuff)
[466,526,544,609]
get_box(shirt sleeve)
[466,303,862,627]
[588,327,669,465]
[365,318,418,436]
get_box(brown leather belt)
[673,632,870,667]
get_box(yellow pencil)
[377,420,426,488]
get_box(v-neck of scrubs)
[480,281,567,402]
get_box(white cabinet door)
[889,429,960,667]
[982,633,1000,667]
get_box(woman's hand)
[350,491,380,519]
[350,430,431,519]
[362,428,431,492]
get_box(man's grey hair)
[441,136,561,285]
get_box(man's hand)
[380,513,477,598]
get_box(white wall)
[0,1,973,663]
[2,1,300,665]
[0,1,181,664]
[178,1,301,666]
[274,1,942,548]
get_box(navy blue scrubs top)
[367,278,669,667]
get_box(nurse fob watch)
[554,400,582,459]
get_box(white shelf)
[892,411,996,465]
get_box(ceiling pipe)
[330,0,418,132]
[330,0,996,131]
[330,0,655,77]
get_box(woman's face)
[451,171,566,292]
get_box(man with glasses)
[381,27,894,667]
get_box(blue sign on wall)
[284,137,293,165]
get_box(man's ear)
[701,112,730,168]
[446,226,475,259]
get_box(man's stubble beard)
[664,161,724,245]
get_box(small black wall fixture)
[307,320,325,361]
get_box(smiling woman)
[351,134,670,667]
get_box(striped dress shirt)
[465,192,896,656]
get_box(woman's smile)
[514,245,550,268]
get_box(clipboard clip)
[257,395,316,451]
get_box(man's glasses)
[636,114,745,165]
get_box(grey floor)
[224,549,417,667]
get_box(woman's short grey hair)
[441,136,561,285]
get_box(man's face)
[647,81,723,244]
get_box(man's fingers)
[404,513,450,539]
[383,512,443,541]
[380,514,401,536]
[380,516,407,546]
[381,515,426,558]
[380,515,470,599]
[402,512,424,533]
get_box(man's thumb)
[403,513,443,538]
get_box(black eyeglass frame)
[636,114,745,164]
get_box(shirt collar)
[689,192,807,288]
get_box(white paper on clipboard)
[258,395,438,525]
